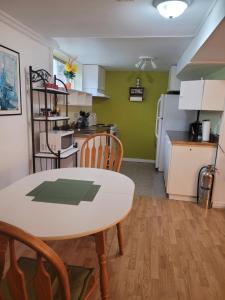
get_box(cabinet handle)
[189,148,192,151]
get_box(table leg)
[116,223,124,255]
[94,231,109,300]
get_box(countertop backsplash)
[58,105,92,125]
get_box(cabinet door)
[167,145,216,196]
[83,65,99,90]
[98,67,105,93]
[201,80,225,111]
[179,80,203,110]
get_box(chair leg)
[116,223,124,256]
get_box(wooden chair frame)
[0,221,95,300]
[80,133,123,172]
[80,133,125,255]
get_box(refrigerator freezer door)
[155,94,195,172]
[163,95,195,131]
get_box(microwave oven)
[40,130,74,153]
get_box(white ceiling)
[0,0,216,70]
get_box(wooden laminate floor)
[21,197,225,299]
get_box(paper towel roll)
[202,120,210,141]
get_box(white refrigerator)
[155,94,195,171]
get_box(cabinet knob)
[189,148,192,151]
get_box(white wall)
[0,17,52,189]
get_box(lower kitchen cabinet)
[166,143,216,201]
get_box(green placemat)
[27,181,52,197]
[83,184,101,202]
[26,179,100,205]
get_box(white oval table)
[0,168,135,300]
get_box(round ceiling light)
[153,0,192,19]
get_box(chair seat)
[0,257,94,300]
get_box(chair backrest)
[80,133,123,172]
[0,221,70,300]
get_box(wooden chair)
[80,133,124,255]
[0,221,96,300]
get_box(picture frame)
[129,87,144,102]
[0,45,22,116]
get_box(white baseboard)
[123,158,155,163]
[212,202,225,208]
[169,194,196,202]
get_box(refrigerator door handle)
[155,117,162,138]
[155,97,162,138]
[156,97,162,119]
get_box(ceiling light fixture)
[135,56,157,70]
[152,0,192,19]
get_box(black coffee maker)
[75,111,90,129]
[189,111,202,141]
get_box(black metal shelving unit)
[29,66,78,173]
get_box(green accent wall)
[93,71,168,160]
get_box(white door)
[155,96,164,169]
[202,80,225,111]
[167,145,216,196]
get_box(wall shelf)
[32,87,69,95]
[33,116,70,121]
[35,148,79,159]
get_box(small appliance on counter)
[74,111,90,129]
[88,112,97,126]
[189,111,202,141]
[202,120,211,142]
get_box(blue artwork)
[0,45,21,115]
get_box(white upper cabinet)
[82,65,109,98]
[179,80,225,111]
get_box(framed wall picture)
[0,45,22,116]
[129,87,144,102]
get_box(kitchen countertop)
[167,131,218,147]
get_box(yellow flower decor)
[64,60,76,80]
